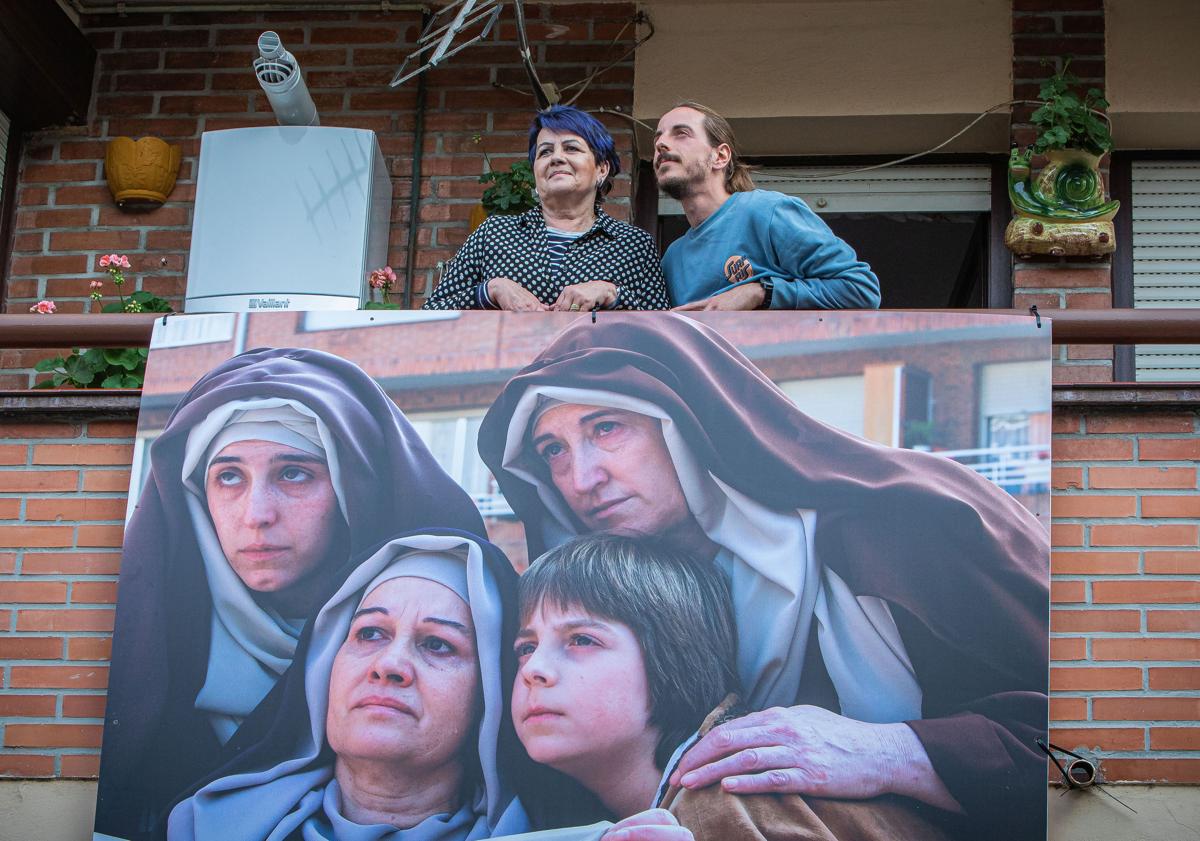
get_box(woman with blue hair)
[424,106,669,312]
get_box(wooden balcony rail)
[0,309,1198,348]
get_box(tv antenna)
[390,0,553,109]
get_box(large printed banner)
[95,311,1050,841]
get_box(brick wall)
[1,4,639,384]
[0,416,133,778]
[2,406,1198,781]
[1050,408,1200,781]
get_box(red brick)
[32,444,134,466]
[1052,495,1136,517]
[21,552,122,575]
[1050,637,1086,660]
[159,94,251,114]
[1050,727,1143,752]
[47,230,141,252]
[0,499,19,519]
[62,695,108,718]
[1013,36,1104,57]
[1050,697,1087,720]
[60,754,101,779]
[0,526,73,548]
[310,26,404,45]
[71,582,119,605]
[1088,415,1193,433]
[1094,696,1200,721]
[82,470,132,492]
[16,609,114,633]
[1149,668,1200,690]
[77,525,126,547]
[4,724,103,749]
[1142,496,1200,518]
[1147,610,1200,632]
[0,553,13,573]
[1150,727,1200,750]
[1051,580,1085,603]
[1146,552,1200,574]
[0,582,68,604]
[17,208,95,228]
[9,665,108,689]
[1052,467,1083,489]
[20,163,100,184]
[9,255,90,276]
[1092,523,1198,547]
[1094,580,1200,604]
[1094,465,1195,491]
[1050,523,1083,547]
[0,469,77,491]
[1051,666,1141,691]
[1051,609,1139,632]
[25,498,128,522]
[1141,438,1200,460]
[112,71,206,91]
[1100,759,1200,784]
[0,637,63,659]
[1065,292,1111,308]
[67,637,112,661]
[0,696,57,717]
[1053,439,1132,460]
[0,755,54,777]
[1093,637,1200,661]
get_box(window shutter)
[659,164,993,215]
[1132,161,1200,381]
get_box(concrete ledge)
[1,781,1198,841]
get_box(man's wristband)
[756,278,774,310]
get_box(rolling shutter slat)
[1133,162,1200,380]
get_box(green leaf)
[34,356,65,373]
[101,301,124,313]
[103,347,143,371]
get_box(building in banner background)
[0,2,1197,840]
[130,311,1051,566]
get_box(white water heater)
[185,126,391,312]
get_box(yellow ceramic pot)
[105,136,182,210]
[469,202,490,232]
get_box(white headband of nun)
[181,398,348,522]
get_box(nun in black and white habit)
[167,532,531,841]
[96,348,486,840]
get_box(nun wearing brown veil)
[96,347,486,840]
[477,314,1048,841]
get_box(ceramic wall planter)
[105,136,182,211]
[1005,148,1119,259]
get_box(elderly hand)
[488,277,549,312]
[672,282,765,311]
[551,281,618,312]
[602,809,693,841]
[668,705,960,811]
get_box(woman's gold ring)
[569,303,581,311]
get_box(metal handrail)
[0,309,1198,347]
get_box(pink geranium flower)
[30,300,57,314]
[368,266,397,289]
[90,280,104,290]
[99,255,110,268]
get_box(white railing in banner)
[932,444,1052,487]
[473,493,514,518]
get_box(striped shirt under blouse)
[422,205,670,310]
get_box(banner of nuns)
[94,311,1050,841]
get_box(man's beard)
[656,156,705,200]
[659,173,692,200]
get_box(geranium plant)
[474,134,537,215]
[33,254,173,389]
[1029,60,1113,156]
[364,265,400,310]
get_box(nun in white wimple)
[168,533,529,841]
[97,347,488,841]
[181,400,352,745]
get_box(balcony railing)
[933,443,1051,488]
